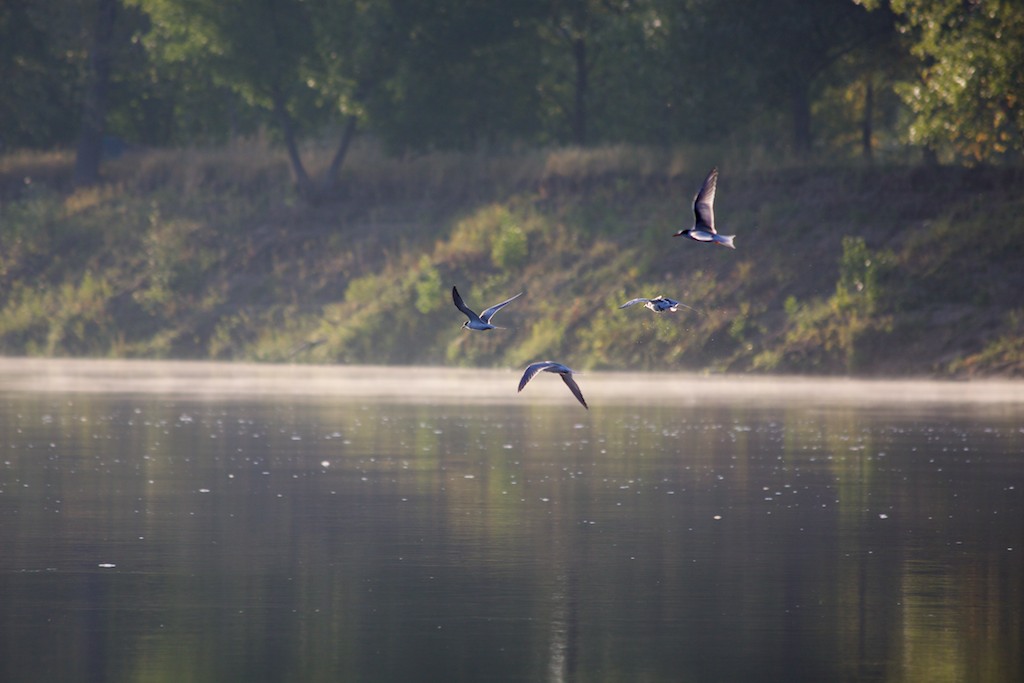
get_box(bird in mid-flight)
[517,361,588,409]
[619,296,698,313]
[452,286,523,331]
[673,167,735,249]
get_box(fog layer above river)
[2,358,1022,406]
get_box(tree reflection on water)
[0,364,1021,682]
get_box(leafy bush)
[491,220,528,270]
[761,237,895,373]
[413,256,443,314]
[0,191,63,276]
[0,272,117,356]
[508,317,568,367]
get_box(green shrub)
[764,237,895,373]
[508,317,567,367]
[413,256,443,314]
[836,236,878,315]
[491,222,528,270]
[0,272,118,356]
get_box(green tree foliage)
[134,0,396,198]
[533,0,638,145]
[135,0,323,194]
[0,1,79,148]
[362,0,551,151]
[706,0,900,155]
[858,0,1024,162]
[121,0,261,144]
[2,0,1021,169]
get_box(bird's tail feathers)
[716,234,736,249]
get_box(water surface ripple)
[1,360,1021,682]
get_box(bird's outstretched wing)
[655,297,699,313]
[518,361,555,392]
[479,292,523,324]
[619,298,651,309]
[452,286,481,322]
[672,301,700,313]
[693,168,718,233]
[560,373,588,409]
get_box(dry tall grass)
[96,139,719,203]
[2,138,789,207]
[0,149,74,195]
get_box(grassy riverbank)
[1,142,1022,376]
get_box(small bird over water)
[517,361,588,409]
[452,286,523,331]
[673,167,735,249]
[619,296,698,313]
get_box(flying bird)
[452,286,523,331]
[673,167,735,249]
[619,296,698,313]
[517,361,588,409]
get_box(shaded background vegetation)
[1,0,1022,375]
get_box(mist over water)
[1,360,1022,682]
[6,357,1024,405]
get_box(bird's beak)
[672,230,684,237]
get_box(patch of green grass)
[0,272,118,356]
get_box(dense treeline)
[3,0,1023,194]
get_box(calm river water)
[1,360,1022,682]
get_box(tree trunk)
[572,36,588,146]
[791,83,812,157]
[271,86,315,200]
[73,0,117,188]
[862,78,874,163]
[321,114,359,193]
